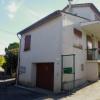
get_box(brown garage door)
[36,63,54,91]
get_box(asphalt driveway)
[39,80,100,100]
[0,86,46,100]
[2,79,100,100]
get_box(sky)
[0,0,100,55]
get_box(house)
[17,3,100,93]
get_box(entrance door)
[36,63,54,91]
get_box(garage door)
[36,63,54,91]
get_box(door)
[87,35,93,60]
[36,63,54,91]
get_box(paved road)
[2,79,100,100]
[0,78,47,100]
[0,86,46,100]
[39,80,100,100]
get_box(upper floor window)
[87,35,93,49]
[86,35,95,60]
[24,35,31,51]
[73,28,82,49]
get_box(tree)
[2,42,19,76]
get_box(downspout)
[73,54,75,90]
[61,55,63,91]
[16,33,21,85]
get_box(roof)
[18,10,61,35]
[63,3,100,17]
[18,3,100,35]
[17,10,89,35]
[81,21,100,38]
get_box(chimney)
[68,0,73,12]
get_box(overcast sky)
[0,0,100,54]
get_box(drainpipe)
[61,55,63,91]
[16,33,21,85]
[73,54,75,90]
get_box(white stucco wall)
[72,7,96,20]
[86,61,99,81]
[65,7,97,20]
[19,16,63,92]
[62,13,88,90]
[19,11,100,92]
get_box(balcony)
[87,48,100,61]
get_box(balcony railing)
[87,48,100,60]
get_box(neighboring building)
[17,3,100,93]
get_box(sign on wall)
[20,66,26,74]
[64,67,73,74]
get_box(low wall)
[86,61,99,81]
[62,78,87,90]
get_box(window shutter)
[74,28,82,38]
[24,35,31,51]
[73,28,82,49]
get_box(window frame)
[73,28,83,49]
[24,35,31,51]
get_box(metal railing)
[87,48,100,60]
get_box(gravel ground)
[38,80,100,100]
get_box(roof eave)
[17,10,62,35]
[63,3,100,17]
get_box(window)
[87,35,93,49]
[24,35,31,51]
[87,35,93,60]
[73,28,82,49]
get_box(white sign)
[20,66,26,74]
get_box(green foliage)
[5,42,19,55]
[8,43,19,50]
[2,42,19,76]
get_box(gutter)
[17,10,92,36]
[17,10,61,35]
